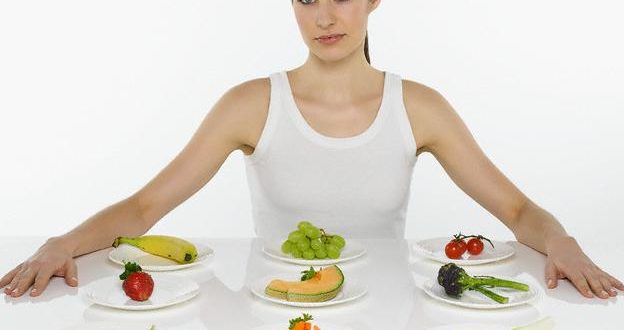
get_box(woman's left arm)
[402,80,623,299]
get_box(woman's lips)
[315,34,346,45]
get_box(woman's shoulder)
[215,76,272,119]
[400,78,450,113]
[398,77,460,152]
[206,76,272,152]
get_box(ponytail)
[364,32,370,64]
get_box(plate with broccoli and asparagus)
[423,263,540,309]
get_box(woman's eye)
[297,0,349,5]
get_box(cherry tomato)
[445,239,466,259]
[466,237,484,255]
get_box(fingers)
[544,259,558,289]
[583,270,610,299]
[599,277,617,297]
[1,264,22,289]
[4,258,78,298]
[568,273,594,298]
[30,266,56,297]
[610,276,624,291]
[11,263,40,297]
[4,270,22,295]
[63,259,78,287]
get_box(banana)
[112,235,198,264]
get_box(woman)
[2,0,622,300]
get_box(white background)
[1,1,622,247]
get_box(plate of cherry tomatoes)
[412,233,514,265]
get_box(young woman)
[2,0,622,300]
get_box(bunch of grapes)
[281,221,346,260]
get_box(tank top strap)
[385,72,418,161]
[246,73,284,163]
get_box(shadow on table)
[3,281,80,306]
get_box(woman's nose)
[316,1,336,29]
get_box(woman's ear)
[368,0,381,14]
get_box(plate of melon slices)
[249,265,367,308]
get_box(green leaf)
[288,313,314,330]
[119,261,142,280]
[300,267,317,281]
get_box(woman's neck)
[289,48,383,103]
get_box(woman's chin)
[311,49,360,64]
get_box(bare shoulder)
[207,77,271,153]
[401,79,461,154]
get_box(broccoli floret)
[437,263,529,304]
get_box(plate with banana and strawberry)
[108,235,214,271]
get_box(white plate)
[425,324,507,330]
[422,275,540,309]
[262,240,366,266]
[108,241,214,271]
[83,274,199,310]
[251,324,352,330]
[413,238,514,265]
[249,273,367,308]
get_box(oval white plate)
[422,275,539,309]
[109,241,214,271]
[249,273,367,308]
[426,324,507,330]
[262,240,366,266]
[83,274,199,311]
[251,324,353,330]
[413,238,514,265]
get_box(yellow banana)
[112,235,198,264]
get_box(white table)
[1,237,622,329]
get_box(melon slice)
[265,265,344,302]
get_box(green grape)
[296,237,311,252]
[327,244,341,259]
[310,238,323,250]
[297,220,313,231]
[302,250,315,260]
[288,230,305,243]
[305,227,321,239]
[314,247,327,259]
[292,249,303,259]
[281,240,293,254]
[330,235,346,249]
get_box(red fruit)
[445,240,466,259]
[122,272,154,301]
[466,237,485,255]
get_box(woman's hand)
[1,237,78,297]
[545,236,624,298]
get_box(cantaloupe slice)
[265,265,344,302]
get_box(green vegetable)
[437,263,529,304]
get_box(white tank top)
[244,71,417,239]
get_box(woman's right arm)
[1,78,270,297]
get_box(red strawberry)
[120,262,154,301]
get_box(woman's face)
[292,0,379,62]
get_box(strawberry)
[119,262,154,301]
